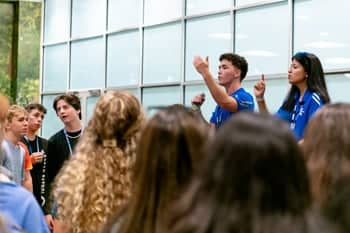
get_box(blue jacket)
[276,89,323,140]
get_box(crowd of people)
[1,51,349,233]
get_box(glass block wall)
[41,0,350,137]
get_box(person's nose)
[218,68,223,75]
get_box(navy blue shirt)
[276,89,323,140]
[210,87,255,129]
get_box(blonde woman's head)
[54,90,144,233]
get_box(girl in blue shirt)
[254,52,330,141]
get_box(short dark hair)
[25,103,47,114]
[219,53,248,81]
[53,93,81,119]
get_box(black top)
[45,128,81,214]
[21,136,48,211]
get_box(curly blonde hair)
[53,90,144,233]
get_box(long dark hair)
[166,112,311,233]
[303,103,350,204]
[282,52,330,111]
[114,105,209,233]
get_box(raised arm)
[193,56,238,112]
[253,74,270,114]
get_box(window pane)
[44,0,70,43]
[43,44,68,92]
[235,0,270,6]
[243,78,289,113]
[235,2,289,76]
[143,23,182,84]
[126,89,139,99]
[71,38,105,89]
[326,74,350,102]
[86,95,99,122]
[185,14,232,81]
[72,0,105,38]
[185,85,217,121]
[144,0,182,25]
[108,0,140,30]
[41,95,63,138]
[107,31,139,87]
[294,0,350,70]
[186,0,232,15]
[142,86,181,116]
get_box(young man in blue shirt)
[192,53,255,129]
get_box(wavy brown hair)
[166,112,311,233]
[303,103,350,205]
[53,90,144,233]
[108,104,210,233]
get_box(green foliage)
[0,2,41,105]
[16,2,42,106]
[0,71,11,97]
[0,3,13,98]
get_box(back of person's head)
[166,112,311,233]
[53,90,144,233]
[303,103,350,205]
[53,93,81,119]
[292,52,330,104]
[25,103,47,114]
[117,104,209,233]
[322,177,350,233]
[219,53,248,81]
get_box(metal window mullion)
[288,0,294,71]
[104,0,108,89]
[139,0,145,103]
[67,0,73,91]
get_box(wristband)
[256,96,265,102]
[191,103,201,112]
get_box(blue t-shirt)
[210,87,255,128]
[0,181,50,233]
[276,90,323,140]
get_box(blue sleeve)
[233,92,255,111]
[209,106,218,124]
[307,93,323,119]
[22,194,51,233]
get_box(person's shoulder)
[48,129,64,142]
[235,87,254,98]
[0,181,30,199]
[38,136,48,144]
[307,91,322,106]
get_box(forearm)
[191,103,210,126]
[256,98,270,114]
[22,171,33,192]
[201,71,229,107]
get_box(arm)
[193,56,238,112]
[22,170,33,192]
[21,144,33,192]
[253,74,270,114]
[53,219,70,233]
[191,93,216,129]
